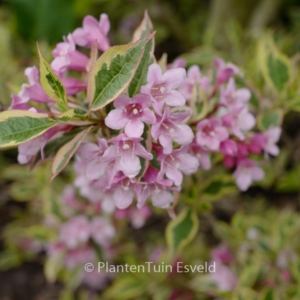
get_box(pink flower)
[137,166,179,209]
[65,246,95,269]
[59,216,91,249]
[73,14,110,51]
[210,261,237,291]
[61,78,87,95]
[158,146,199,186]
[220,139,238,156]
[167,57,186,69]
[220,78,251,110]
[82,268,110,290]
[222,108,255,140]
[102,133,153,179]
[51,34,89,75]
[151,107,194,154]
[189,142,211,170]
[252,126,281,158]
[13,67,53,108]
[196,118,229,151]
[233,158,265,191]
[17,124,61,164]
[90,217,115,246]
[141,64,186,114]
[129,206,151,228]
[211,245,233,264]
[77,139,109,181]
[105,93,156,137]
[179,65,210,99]
[110,176,140,209]
[215,58,242,85]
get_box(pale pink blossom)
[158,146,199,186]
[90,217,115,246]
[196,118,229,151]
[233,158,264,191]
[179,65,210,99]
[141,64,186,114]
[222,108,255,140]
[210,261,237,291]
[102,133,153,179]
[51,34,89,75]
[138,166,179,209]
[73,14,110,51]
[220,78,251,110]
[151,107,194,154]
[215,58,242,85]
[105,93,156,137]
[59,216,91,249]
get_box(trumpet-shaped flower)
[51,34,89,75]
[151,107,194,154]
[105,93,156,137]
[73,14,110,51]
[102,134,153,179]
[141,64,186,114]
[233,158,264,191]
[158,146,199,186]
[220,78,251,110]
[179,65,210,99]
[196,118,229,151]
[138,166,179,209]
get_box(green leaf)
[128,34,154,96]
[286,96,300,113]
[132,10,153,42]
[266,52,291,92]
[0,110,58,148]
[258,36,292,92]
[257,110,283,131]
[166,208,199,254]
[44,250,64,282]
[38,45,69,111]
[50,109,75,122]
[259,289,275,300]
[25,225,55,242]
[200,175,237,201]
[239,264,261,287]
[89,33,155,111]
[51,127,92,180]
[128,11,154,97]
[103,276,145,300]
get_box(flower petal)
[105,109,128,130]
[162,68,186,89]
[125,120,144,137]
[164,90,186,107]
[113,187,134,209]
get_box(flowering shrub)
[0,10,289,298]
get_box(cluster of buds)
[9,12,281,214]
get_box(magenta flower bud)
[220,139,238,156]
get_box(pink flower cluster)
[46,185,151,289]
[10,13,281,214]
